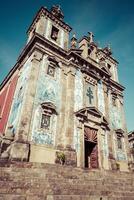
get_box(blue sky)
[0,0,134,131]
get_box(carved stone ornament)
[51,5,64,20]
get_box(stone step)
[0,162,134,200]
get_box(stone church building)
[0,5,130,172]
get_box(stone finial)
[103,44,112,56]
[51,5,64,20]
[88,32,94,43]
[71,34,77,49]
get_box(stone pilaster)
[36,15,47,36]
[107,89,117,169]
[9,50,43,161]
[56,64,67,148]
[64,66,75,149]
[98,128,103,169]
[57,64,76,166]
[79,123,85,168]
[16,51,43,141]
[120,99,130,164]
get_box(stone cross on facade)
[86,87,94,104]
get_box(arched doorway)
[84,127,98,169]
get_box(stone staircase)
[0,162,134,200]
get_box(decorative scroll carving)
[84,127,97,143]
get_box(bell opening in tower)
[51,25,59,41]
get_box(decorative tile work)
[31,106,57,145]
[116,150,126,161]
[97,80,105,115]
[109,94,122,129]
[8,59,31,135]
[113,133,126,161]
[102,131,108,157]
[31,56,61,145]
[74,69,83,111]
[110,99,126,161]
[74,70,83,151]
[36,57,61,110]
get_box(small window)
[51,26,59,41]
[41,114,51,129]
[117,137,122,149]
[47,65,56,77]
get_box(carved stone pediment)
[115,129,124,137]
[81,65,100,80]
[41,102,58,115]
[48,56,59,66]
[75,107,110,129]
[87,106,102,117]
[101,66,111,76]
[101,116,110,130]
[111,89,118,97]
[75,106,102,123]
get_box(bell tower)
[27,5,72,50]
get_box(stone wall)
[0,162,134,200]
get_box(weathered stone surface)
[9,142,30,161]
[0,162,134,200]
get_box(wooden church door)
[84,127,98,169]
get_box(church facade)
[0,5,130,171]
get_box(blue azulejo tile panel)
[74,69,83,111]
[8,59,31,135]
[97,80,105,115]
[31,56,61,145]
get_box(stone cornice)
[27,6,72,35]
[97,48,119,65]
[110,79,125,92]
